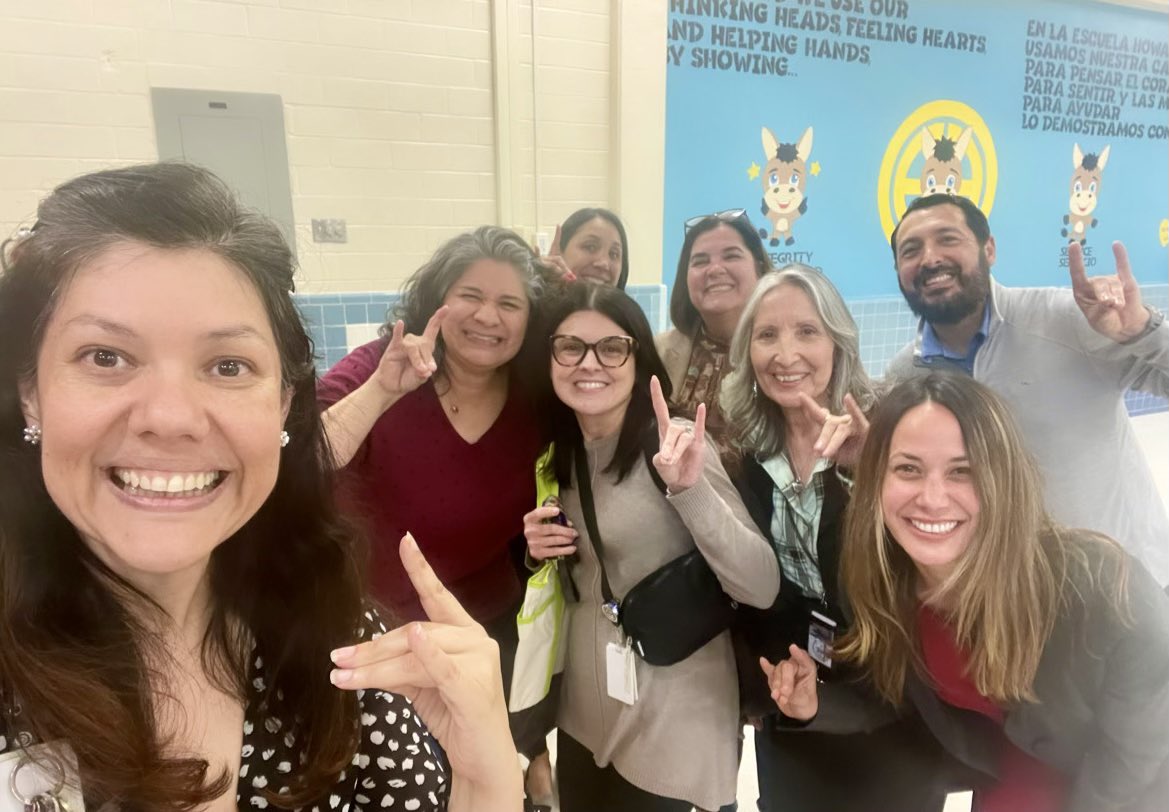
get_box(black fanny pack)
[573,433,737,667]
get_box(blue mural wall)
[664,0,1168,299]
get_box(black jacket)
[732,456,974,812]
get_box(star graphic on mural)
[810,162,822,176]
[747,162,760,180]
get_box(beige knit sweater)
[555,430,780,809]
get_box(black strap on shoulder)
[573,427,669,607]
[573,442,616,607]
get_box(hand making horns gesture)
[330,535,522,809]
[650,374,706,493]
[796,392,870,470]
[534,223,577,282]
[375,305,449,399]
[1068,240,1151,343]
[760,644,820,722]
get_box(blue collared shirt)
[920,299,992,375]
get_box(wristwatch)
[1123,305,1164,344]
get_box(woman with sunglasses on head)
[767,373,1169,812]
[537,208,630,289]
[0,163,521,811]
[722,267,957,812]
[657,211,773,450]
[521,283,779,812]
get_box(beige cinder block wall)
[0,0,667,292]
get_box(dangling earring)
[280,430,290,448]
[751,379,758,399]
[22,424,42,445]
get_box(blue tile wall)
[295,283,1167,417]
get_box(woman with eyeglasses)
[721,267,957,812]
[657,211,773,449]
[521,283,779,812]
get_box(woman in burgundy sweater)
[766,373,1169,812]
[318,226,542,625]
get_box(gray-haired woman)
[317,227,552,801]
[724,266,960,811]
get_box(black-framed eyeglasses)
[550,334,637,368]
[683,208,748,235]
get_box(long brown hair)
[0,164,366,809]
[837,372,1128,705]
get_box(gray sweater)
[886,279,1169,585]
[556,430,779,809]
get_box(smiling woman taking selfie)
[0,163,521,811]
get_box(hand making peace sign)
[1068,240,1150,343]
[650,374,706,493]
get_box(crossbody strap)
[572,427,670,619]
[573,442,617,610]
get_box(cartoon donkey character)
[920,126,973,196]
[759,126,812,247]
[1062,143,1110,245]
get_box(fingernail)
[330,646,355,664]
[411,623,427,641]
[330,668,353,686]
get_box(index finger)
[422,305,449,343]
[650,375,671,438]
[399,533,475,627]
[386,319,405,349]
[798,391,829,425]
[1067,241,1091,292]
[548,223,562,257]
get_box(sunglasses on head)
[683,208,748,235]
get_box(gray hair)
[720,264,876,457]
[388,225,542,369]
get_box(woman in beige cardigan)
[523,283,779,811]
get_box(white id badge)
[605,640,638,706]
[808,610,837,669]
[942,790,974,812]
[0,741,86,812]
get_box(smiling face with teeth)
[438,258,530,374]
[893,202,994,327]
[549,309,636,441]
[749,282,836,412]
[20,241,289,592]
[880,401,980,591]
[685,224,761,330]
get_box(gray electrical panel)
[151,88,297,256]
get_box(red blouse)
[318,339,540,623]
[917,604,1068,812]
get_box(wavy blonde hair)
[721,266,876,457]
[837,372,1129,705]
